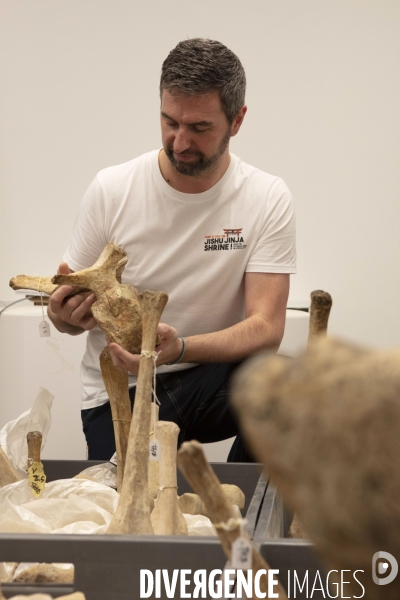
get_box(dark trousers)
[81,362,255,463]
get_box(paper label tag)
[39,320,51,337]
[28,461,46,498]
[231,536,252,570]
[149,439,161,461]
[109,452,118,466]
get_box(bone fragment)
[177,441,288,599]
[232,336,400,600]
[13,564,74,584]
[219,484,245,511]
[0,448,23,487]
[178,493,204,515]
[27,431,42,468]
[148,402,160,503]
[151,421,188,535]
[99,348,131,491]
[178,484,245,517]
[9,275,58,296]
[107,290,168,534]
[308,289,332,343]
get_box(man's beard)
[164,127,231,178]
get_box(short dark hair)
[160,38,246,124]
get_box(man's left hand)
[107,322,184,375]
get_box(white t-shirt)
[64,150,296,409]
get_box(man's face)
[160,89,233,178]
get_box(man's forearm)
[47,306,86,336]
[183,315,284,363]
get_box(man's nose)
[173,128,191,154]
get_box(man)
[48,38,296,461]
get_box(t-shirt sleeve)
[246,178,297,273]
[63,175,108,271]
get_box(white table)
[0,305,309,461]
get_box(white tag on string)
[149,439,161,461]
[39,320,51,337]
[231,523,252,570]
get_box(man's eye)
[192,126,208,132]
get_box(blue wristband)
[166,335,186,365]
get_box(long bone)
[148,402,160,507]
[232,337,400,600]
[177,441,288,600]
[151,421,188,535]
[99,348,131,492]
[289,289,332,537]
[107,290,168,535]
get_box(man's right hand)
[47,262,97,335]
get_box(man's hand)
[47,262,97,335]
[107,322,183,375]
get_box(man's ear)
[231,105,247,137]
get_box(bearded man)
[48,38,296,461]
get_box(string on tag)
[213,517,247,532]
[39,277,45,321]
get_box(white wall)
[1,0,400,348]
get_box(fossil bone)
[308,289,332,342]
[10,243,142,353]
[13,564,74,584]
[27,431,42,468]
[177,440,288,599]
[177,493,204,515]
[148,402,160,505]
[232,336,400,600]
[0,448,23,488]
[288,289,332,538]
[99,348,131,492]
[107,290,168,535]
[151,421,188,535]
[178,484,245,517]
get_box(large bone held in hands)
[232,336,400,600]
[10,243,142,352]
[10,243,147,488]
[178,441,288,600]
[107,291,168,534]
[150,421,188,535]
